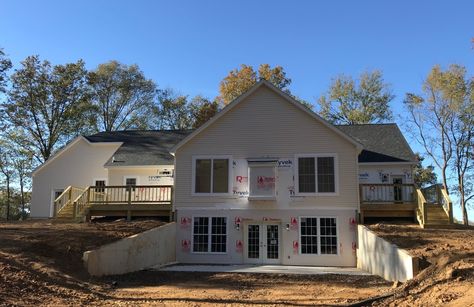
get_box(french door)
[244,223,281,264]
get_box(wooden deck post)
[423,202,428,225]
[448,200,454,224]
[72,202,77,219]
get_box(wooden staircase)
[53,186,88,222]
[424,204,451,228]
[416,184,455,228]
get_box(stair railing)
[73,187,91,219]
[440,187,453,224]
[416,188,428,226]
[53,186,72,216]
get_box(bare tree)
[405,64,473,224]
[0,146,15,220]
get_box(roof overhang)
[105,164,174,169]
[358,161,417,166]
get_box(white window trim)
[50,188,65,217]
[294,154,339,196]
[298,216,339,256]
[191,155,233,196]
[190,216,228,254]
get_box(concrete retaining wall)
[357,225,419,282]
[83,222,176,276]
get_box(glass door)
[393,177,403,202]
[244,223,280,264]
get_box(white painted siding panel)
[175,86,359,209]
[108,166,174,186]
[31,140,121,218]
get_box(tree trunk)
[442,163,450,195]
[5,176,10,221]
[20,177,25,220]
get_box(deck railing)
[55,185,173,219]
[359,184,416,204]
[440,187,453,224]
[87,185,173,205]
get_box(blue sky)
[1,0,473,218]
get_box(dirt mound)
[0,218,166,306]
[368,223,474,306]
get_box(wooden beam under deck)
[360,203,417,223]
[87,203,172,221]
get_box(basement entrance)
[244,222,281,264]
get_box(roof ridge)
[335,123,397,126]
[87,129,194,137]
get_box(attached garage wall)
[30,139,121,218]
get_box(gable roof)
[171,80,364,154]
[85,130,191,167]
[336,124,416,163]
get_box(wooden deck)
[54,185,173,221]
[359,183,454,227]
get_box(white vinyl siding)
[175,86,358,208]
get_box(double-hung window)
[300,217,338,255]
[193,156,231,194]
[192,217,227,253]
[296,155,337,194]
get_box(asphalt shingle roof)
[84,123,415,166]
[336,123,416,163]
[85,130,192,167]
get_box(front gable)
[174,81,361,156]
[173,81,361,209]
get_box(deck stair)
[416,184,454,228]
[53,186,88,221]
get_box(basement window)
[299,217,338,255]
[192,217,227,253]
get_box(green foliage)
[318,70,394,124]
[2,56,91,162]
[219,64,291,104]
[0,48,12,93]
[413,154,437,188]
[88,61,157,131]
[405,64,473,225]
[156,89,193,130]
[189,96,220,129]
[0,187,31,220]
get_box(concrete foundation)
[357,225,419,282]
[83,222,176,276]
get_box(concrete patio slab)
[154,264,370,275]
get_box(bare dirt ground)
[0,219,392,306]
[368,223,474,306]
[0,219,473,306]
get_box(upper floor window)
[296,154,337,195]
[193,156,231,194]
[248,160,277,200]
